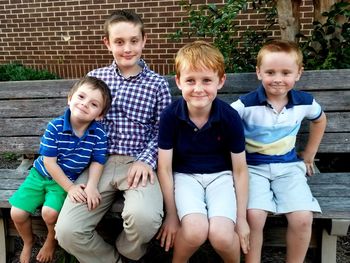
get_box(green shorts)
[9,167,67,214]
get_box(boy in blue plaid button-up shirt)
[56,10,172,263]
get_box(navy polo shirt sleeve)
[158,104,175,150]
[225,107,246,154]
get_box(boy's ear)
[142,34,147,49]
[295,67,304,81]
[256,66,262,80]
[175,75,182,90]
[217,74,226,90]
[103,37,111,51]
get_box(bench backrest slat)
[1,69,349,155]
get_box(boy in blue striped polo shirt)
[231,40,327,263]
[9,76,112,263]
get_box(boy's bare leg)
[245,209,268,263]
[36,206,59,263]
[208,217,240,263]
[10,207,34,263]
[172,214,208,263]
[285,211,313,263]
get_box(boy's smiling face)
[256,51,302,100]
[103,21,146,76]
[176,66,225,113]
[68,84,105,124]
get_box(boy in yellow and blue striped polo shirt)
[231,40,327,263]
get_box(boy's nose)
[193,85,204,92]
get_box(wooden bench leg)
[321,219,350,263]
[0,218,6,263]
[321,229,337,263]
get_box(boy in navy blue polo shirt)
[9,76,111,263]
[231,40,327,263]
[157,41,250,263]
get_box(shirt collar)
[111,59,147,79]
[63,108,98,135]
[257,85,303,109]
[174,98,221,126]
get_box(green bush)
[0,63,60,81]
[298,1,350,70]
[171,0,350,71]
[170,0,276,73]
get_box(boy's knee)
[41,207,59,225]
[123,204,163,232]
[287,211,313,230]
[10,207,30,223]
[209,228,238,251]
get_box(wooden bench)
[0,69,349,262]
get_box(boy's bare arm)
[84,161,104,210]
[231,151,250,254]
[43,156,87,202]
[300,112,327,175]
[156,148,179,251]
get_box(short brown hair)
[256,40,303,69]
[175,40,225,79]
[103,10,144,40]
[68,76,112,116]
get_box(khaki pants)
[55,155,164,263]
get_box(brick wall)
[0,0,314,78]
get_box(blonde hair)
[175,41,225,78]
[257,40,303,69]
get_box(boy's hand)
[300,151,316,176]
[156,214,180,252]
[127,161,154,188]
[84,185,101,210]
[67,184,87,203]
[235,217,250,254]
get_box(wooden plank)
[0,98,66,118]
[308,173,350,185]
[0,118,50,136]
[0,218,5,263]
[0,79,74,99]
[0,137,40,154]
[1,70,349,100]
[300,112,350,133]
[0,132,348,155]
[297,133,350,153]
[1,113,349,138]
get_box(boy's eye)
[78,94,84,99]
[131,39,139,44]
[91,103,98,108]
[203,79,212,83]
[186,79,194,84]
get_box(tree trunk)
[276,0,302,41]
[314,0,338,24]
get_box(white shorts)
[248,161,321,214]
[174,170,237,222]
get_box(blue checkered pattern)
[88,60,172,169]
